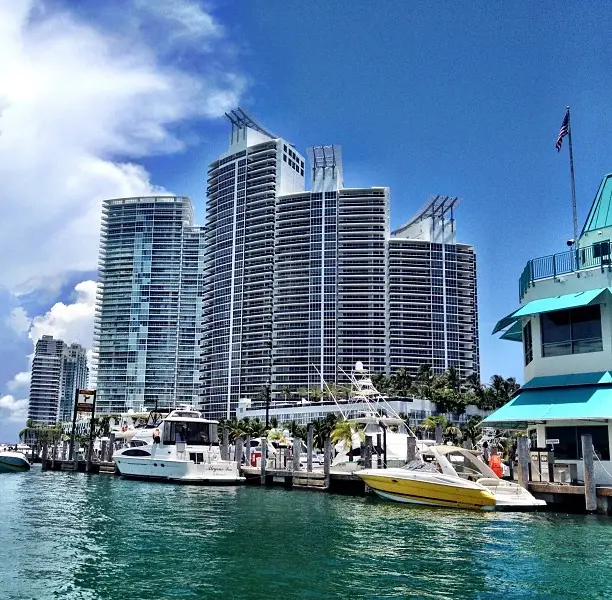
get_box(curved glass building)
[94,196,203,413]
[202,110,305,418]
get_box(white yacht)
[113,407,245,484]
[0,448,31,473]
[330,363,434,469]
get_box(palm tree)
[444,367,461,392]
[460,416,483,446]
[308,386,323,403]
[330,421,364,461]
[391,368,413,396]
[281,386,292,402]
[249,418,265,437]
[311,416,337,450]
[286,420,306,440]
[411,364,435,400]
[420,415,448,436]
[371,373,392,395]
[443,425,463,444]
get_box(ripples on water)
[1,468,612,600]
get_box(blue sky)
[1,0,611,440]
[153,0,612,378]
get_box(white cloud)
[6,307,31,335]
[7,371,30,392]
[136,0,223,44]
[0,0,245,289]
[29,280,97,348]
[0,394,29,423]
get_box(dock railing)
[519,241,611,301]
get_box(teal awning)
[500,320,523,342]
[492,288,610,334]
[521,371,612,389]
[482,384,612,428]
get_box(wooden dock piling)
[581,434,597,512]
[324,438,331,489]
[365,436,372,468]
[41,442,48,471]
[221,427,229,461]
[235,437,244,471]
[260,437,267,485]
[376,433,382,468]
[435,423,443,444]
[307,424,313,473]
[517,436,530,489]
[292,438,301,472]
[107,433,116,462]
[245,435,251,466]
[406,437,416,463]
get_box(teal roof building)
[487,174,612,484]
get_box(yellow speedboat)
[357,445,545,511]
[357,465,496,511]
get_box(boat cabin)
[162,410,219,447]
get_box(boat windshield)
[444,450,493,480]
[403,459,438,473]
[163,421,218,446]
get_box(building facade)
[94,196,203,413]
[273,145,388,395]
[28,335,66,425]
[59,343,88,422]
[201,111,480,418]
[28,336,88,425]
[202,109,305,418]
[388,196,480,381]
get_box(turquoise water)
[1,468,611,600]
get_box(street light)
[264,380,271,430]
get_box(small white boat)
[113,407,244,485]
[357,445,545,511]
[0,450,31,473]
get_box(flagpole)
[566,106,578,242]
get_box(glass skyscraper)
[201,112,480,417]
[28,336,88,425]
[387,197,480,380]
[273,146,388,394]
[59,343,89,422]
[94,196,203,413]
[202,109,305,418]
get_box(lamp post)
[264,380,271,430]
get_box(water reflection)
[2,469,612,600]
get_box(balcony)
[519,241,611,301]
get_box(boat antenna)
[312,364,348,420]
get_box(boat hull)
[0,453,31,473]
[358,472,496,511]
[115,456,244,485]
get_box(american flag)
[556,110,569,151]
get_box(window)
[121,448,151,457]
[545,425,610,460]
[523,320,533,365]
[541,305,602,357]
[593,241,610,259]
